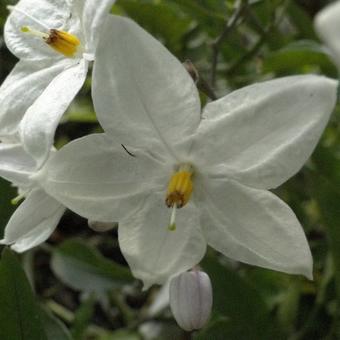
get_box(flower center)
[21,26,80,57]
[165,164,194,231]
[7,5,80,58]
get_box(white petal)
[19,59,88,167]
[198,177,313,279]
[5,0,74,60]
[72,0,116,53]
[0,189,65,252]
[118,192,206,288]
[192,75,337,189]
[37,133,169,222]
[93,15,201,159]
[0,143,35,186]
[0,59,71,137]
[314,1,340,67]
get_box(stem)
[47,300,75,324]
[226,0,289,76]
[110,290,135,325]
[210,0,248,86]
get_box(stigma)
[165,164,194,231]
[21,26,80,57]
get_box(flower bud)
[169,270,212,331]
[87,220,117,232]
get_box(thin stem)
[226,0,289,76]
[210,0,248,86]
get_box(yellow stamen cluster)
[166,164,193,209]
[21,26,80,57]
[46,29,80,57]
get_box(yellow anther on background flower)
[21,26,80,57]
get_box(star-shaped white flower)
[314,0,340,68]
[0,141,65,252]
[36,16,337,288]
[0,0,115,166]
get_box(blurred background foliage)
[0,0,340,339]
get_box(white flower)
[0,142,65,252]
[169,270,212,332]
[36,16,337,287]
[314,1,340,68]
[0,0,115,166]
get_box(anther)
[165,164,194,231]
[21,26,80,57]
[165,164,193,209]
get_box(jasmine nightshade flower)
[169,270,212,332]
[0,142,65,252]
[314,1,340,68]
[36,16,337,287]
[0,0,115,166]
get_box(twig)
[226,0,289,76]
[210,0,248,86]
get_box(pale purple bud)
[169,270,213,331]
[87,220,117,232]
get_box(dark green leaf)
[99,329,141,340]
[200,254,282,339]
[0,248,47,340]
[0,178,17,238]
[312,177,340,298]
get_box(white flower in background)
[169,270,212,331]
[0,0,115,166]
[314,1,340,68]
[0,142,65,252]
[36,16,337,287]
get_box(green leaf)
[51,239,133,293]
[287,2,316,40]
[194,317,231,340]
[0,178,17,238]
[263,40,337,76]
[116,0,191,53]
[312,177,340,298]
[40,306,72,340]
[99,330,141,340]
[0,248,47,340]
[200,254,282,339]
